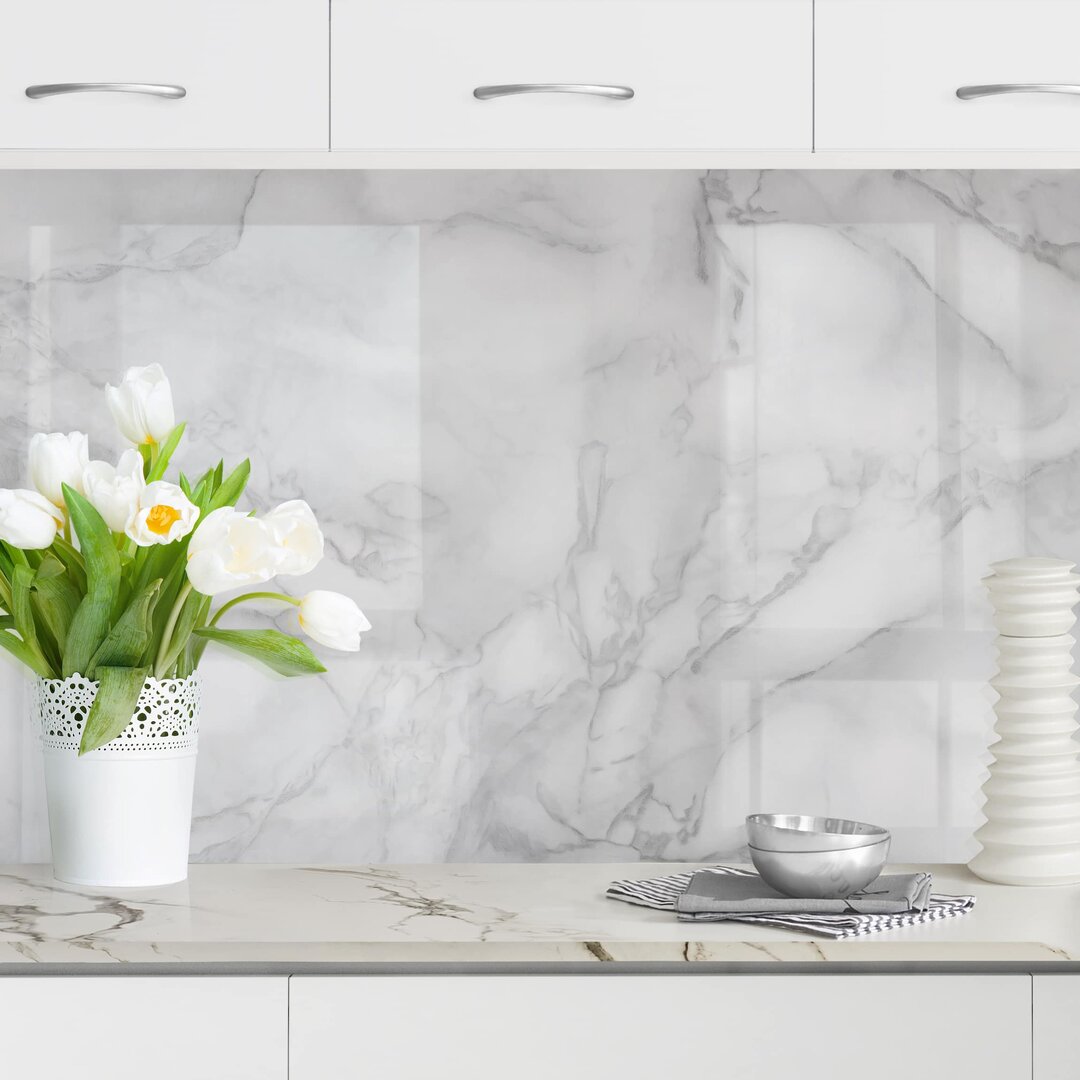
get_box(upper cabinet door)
[817,0,1080,151]
[331,0,812,151]
[0,0,328,150]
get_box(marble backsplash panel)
[0,169,1076,864]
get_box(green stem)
[113,532,138,560]
[208,591,300,628]
[154,581,193,678]
[183,593,214,674]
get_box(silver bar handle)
[957,83,1080,100]
[26,82,186,100]
[474,83,634,101]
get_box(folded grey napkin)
[606,866,975,939]
[675,870,933,916]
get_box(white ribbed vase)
[969,557,1080,886]
[33,673,200,888]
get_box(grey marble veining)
[0,862,1073,967]
[1,170,1078,866]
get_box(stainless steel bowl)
[746,813,889,852]
[748,837,890,899]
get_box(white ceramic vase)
[33,673,200,887]
[969,557,1080,886]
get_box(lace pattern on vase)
[34,673,200,754]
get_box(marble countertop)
[0,862,1078,970]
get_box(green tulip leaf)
[145,422,186,483]
[192,464,215,489]
[206,458,250,513]
[49,535,87,595]
[1,541,28,568]
[11,563,55,677]
[34,553,64,580]
[189,471,217,518]
[0,628,53,678]
[192,627,326,677]
[87,579,162,678]
[80,666,150,755]
[61,485,122,678]
[31,555,81,657]
[154,587,203,679]
[182,594,214,674]
[0,567,12,614]
[0,542,14,589]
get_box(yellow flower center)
[146,504,181,536]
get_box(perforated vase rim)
[34,673,200,757]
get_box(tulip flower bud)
[297,591,370,651]
[186,507,281,595]
[265,499,324,576]
[0,488,65,550]
[105,363,175,445]
[82,448,145,533]
[28,431,89,507]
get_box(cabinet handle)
[473,83,634,101]
[956,83,1080,101]
[25,82,187,100]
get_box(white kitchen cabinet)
[289,974,1031,1080]
[816,0,1080,152]
[0,977,287,1078]
[0,0,328,150]
[331,0,811,152]
[1034,976,1080,1079]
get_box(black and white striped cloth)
[606,866,976,940]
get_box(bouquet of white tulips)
[0,364,369,755]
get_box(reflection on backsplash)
[1,169,1076,865]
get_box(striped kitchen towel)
[606,865,976,940]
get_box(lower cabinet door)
[289,974,1031,1080]
[1034,976,1080,1079]
[0,977,287,1079]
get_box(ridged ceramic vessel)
[969,558,1080,886]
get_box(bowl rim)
[747,839,889,856]
[746,813,889,838]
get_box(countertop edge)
[1,959,1078,977]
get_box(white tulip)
[125,481,199,547]
[265,499,324,576]
[186,507,281,595]
[297,591,371,651]
[0,488,64,550]
[29,431,89,507]
[82,449,145,533]
[106,363,175,445]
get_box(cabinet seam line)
[327,0,333,151]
